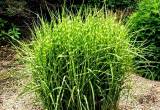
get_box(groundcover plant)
[20,9,136,110]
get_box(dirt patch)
[0,76,43,110]
[0,46,42,110]
[119,74,160,110]
[0,45,15,69]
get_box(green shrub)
[0,18,21,45]
[21,9,136,110]
[128,0,160,80]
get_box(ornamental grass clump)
[21,10,135,110]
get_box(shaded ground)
[0,46,160,110]
[0,45,42,110]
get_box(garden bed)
[1,36,160,110]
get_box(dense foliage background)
[0,0,139,44]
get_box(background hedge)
[128,0,160,80]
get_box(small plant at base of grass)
[20,9,136,110]
[0,18,21,45]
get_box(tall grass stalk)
[20,8,136,110]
